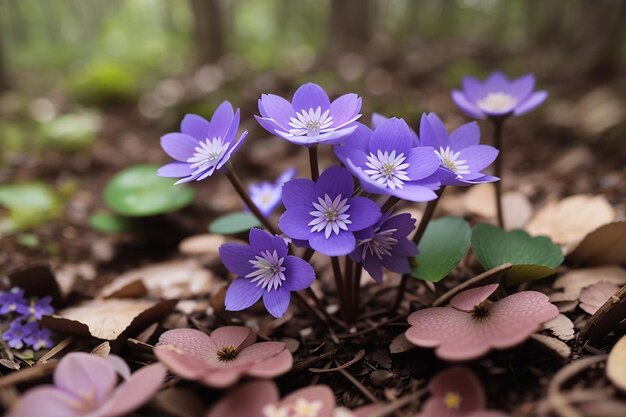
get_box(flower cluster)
[0,287,53,351]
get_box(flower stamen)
[363,150,410,189]
[246,250,287,291]
[308,194,352,238]
[288,106,334,137]
[435,146,470,178]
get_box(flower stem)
[225,170,280,235]
[390,187,446,314]
[308,146,320,181]
[381,196,400,213]
[492,118,505,229]
[331,256,348,322]
[344,256,354,323]
[352,262,362,320]
[293,292,328,325]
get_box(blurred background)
[0,0,625,270]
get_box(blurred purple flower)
[420,367,509,417]
[279,166,381,256]
[2,319,36,350]
[405,284,558,361]
[335,118,441,202]
[0,287,28,315]
[7,352,165,417]
[157,101,248,184]
[221,228,315,318]
[419,113,499,186]
[451,71,547,119]
[351,212,417,283]
[155,327,292,388]
[16,296,54,320]
[248,167,296,216]
[256,82,362,146]
[24,328,53,351]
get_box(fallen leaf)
[580,282,621,315]
[531,334,571,359]
[99,259,216,299]
[568,221,626,265]
[153,388,207,417]
[178,234,227,256]
[579,284,626,343]
[543,314,575,341]
[8,262,62,304]
[42,298,176,341]
[607,335,626,391]
[463,184,533,229]
[389,333,415,354]
[527,195,614,252]
[551,266,626,303]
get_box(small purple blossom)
[16,296,54,320]
[256,82,362,146]
[24,328,53,351]
[0,288,28,315]
[371,113,419,146]
[248,167,296,216]
[220,228,316,318]
[451,71,547,119]
[279,166,382,256]
[335,119,441,202]
[419,113,499,186]
[351,212,418,283]
[2,320,37,350]
[157,101,248,184]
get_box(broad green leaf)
[209,212,261,235]
[89,213,137,233]
[40,112,100,151]
[103,164,195,217]
[0,182,61,234]
[471,223,564,284]
[411,216,471,282]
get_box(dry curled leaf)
[99,259,216,299]
[607,335,626,392]
[579,281,621,315]
[389,333,415,354]
[568,221,626,266]
[551,266,626,303]
[42,298,176,341]
[463,184,532,229]
[527,195,614,252]
[531,334,571,359]
[543,314,575,341]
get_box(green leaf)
[40,112,100,151]
[471,224,564,284]
[411,216,472,282]
[209,212,261,235]
[0,182,60,234]
[89,213,137,233]
[103,164,195,217]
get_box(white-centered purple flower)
[220,228,316,318]
[335,119,442,202]
[248,167,296,216]
[351,212,418,283]
[451,71,547,119]
[371,113,419,146]
[279,166,382,256]
[256,82,362,146]
[157,101,248,184]
[420,113,499,186]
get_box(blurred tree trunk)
[0,39,9,93]
[189,0,224,64]
[328,0,372,56]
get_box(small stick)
[432,263,512,307]
[344,256,355,323]
[353,263,363,320]
[336,364,379,404]
[381,196,400,213]
[0,360,58,389]
[225,170,279,235]
[331,257,348,322]
[492,117,505,229]
[309,349,364,373]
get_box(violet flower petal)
[263,288,291,318]
[207,101,234,141]
[181,114,210,140]
[292,83,331,112]
[309,231,356,257]
[160,133,197,161]
[513,91,548,116]
[449,121,480,149]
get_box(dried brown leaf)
[543,314,576,341]
[389,333,415,354]
[568,221,626,266]
[551,266,626,303]
[463,184,532,229]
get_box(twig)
[225,170,279,235]
[336,363,379,404]
[309,349,364,373]
[338,315,406,339]
[36,336,73,364]
[331,257,348,322]
[432,263,512,307]
[0,360,58,389]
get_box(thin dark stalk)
[331,256,348,322]
[293,292,328,326]
[380,196,400,213]
[492,118,505,229]
[308,146,320,180]
[353,262,362,319]
[305,287,335,325]
[225,170,279,235]
[344,256,354,323]
[390,188,446,314]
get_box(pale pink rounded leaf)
[205,380,279,417]
[210,326,256,350]
[154,345,211,380]
[247,348,294,378]
[450,284,499,312]
[158,328,217,359]
[579,282,620,315]
[421,367,485,417]
[280,385,336,417]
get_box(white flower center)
[363,150,411,189]
[434,146,470,178]
[262,404,289,417]
[358,228,398,260]
[288,106,334,136]
[186,137,229,175]
[245,250,287,291]
[308,194,352,239]
[476,92,517,113]
[293,398,324,417]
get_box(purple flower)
[157,101,248,184]
[7,352,165,417]
[371,113,419,145]
[256,82,362,146]
[419,113,499,186]
[351,212,418,283]
[2,320,37,350]
[220,228,316,318]
[335,118,441,202]
[16,296,54,320]
[451,71,547,119]
[0,287,28,315]
[279,166,382,256]
[24,328,53,351]
[248,167,296,216]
